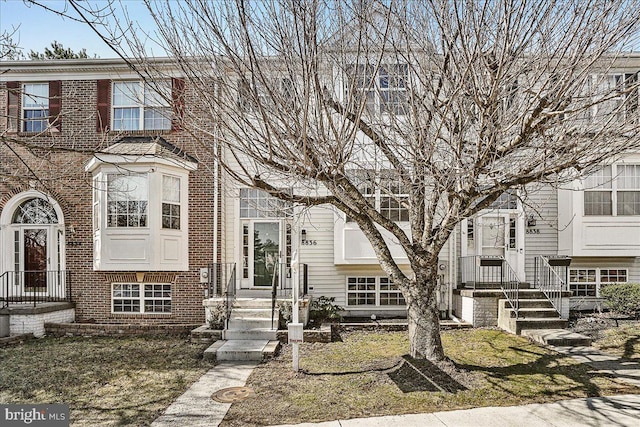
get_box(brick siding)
[0,75,218,325]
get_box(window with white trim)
[112,283,171,313]
[22,83,49,132]
[569,268,627,297]
[347,276,405,306]
[112,81,171,131]
[595,73,638,123]
[348,64,408,115]
[238,77,294,112]
[346,170,409,222]
[107,173,148,227]
[162,175,181,229]
[239,188,291,218]
[584,164,640,216]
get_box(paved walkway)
[151,344,640,427]
[151,362,257,427]
[270,394,640,426]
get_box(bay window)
[107,173,148,227]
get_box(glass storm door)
[252,222,280,287]
[23,228,48,292]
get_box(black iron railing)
[534,255,571,318]
[459,255,520,317]
[0,270,72,308]
[270,263,308,329]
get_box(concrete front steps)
[206,298,281,361]
[497,286,591,346]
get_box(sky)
[0,0,160,59]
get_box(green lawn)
[0,337,214,426]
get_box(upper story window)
[112,81,171,131]
[107,173,149,227]
[584,164,640,216]
[347,170,409,222]
[593,73,638,123]
[162,175,181,230]
[237,77,294,112]
[22,83,49,132]
[348,64,408,115]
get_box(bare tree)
[65,0,640,360]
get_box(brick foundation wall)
[45,322,200,338]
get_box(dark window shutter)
[6,81,19,132]
[171,78,185,131]
[49,80,62,131]
[96,79,111,132]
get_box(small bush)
[208,302,227,329]
[277,300,293,329]
[600,283,640,318]
[310,296,343,323]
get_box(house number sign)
[525,229,540,234]
[301,239,317,246]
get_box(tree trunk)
[405,274,446,361]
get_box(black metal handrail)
[459,255,520,317]
[500,259,521,318]
[224,265,236,330]
[534,255,571,318]
[0,270,72,308]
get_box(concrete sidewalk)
[151,362,257,427]
[269,394,640,427]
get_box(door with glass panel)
[22,228,49,293]
[241,221,283,288]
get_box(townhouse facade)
[0,59,217,333]
[2,57,640,338]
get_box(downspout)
[448,226,456,319]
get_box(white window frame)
[107,173,149,228]
[348,63,408,115]
[569,268,628,298]
[346,170,409,222]
[346,276,406,307]
[162,175,181,230]
[22,83,49,132]
[111,81,171,131]
[111,283,172,314]
[584,164,640,216]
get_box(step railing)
[534,255,571,318]
[270,262,309,329]
[459,255,521,317]
[501,259,521,319]
[0,270,72,308]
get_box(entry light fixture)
[301,229,307,240]
[527,214,537,227]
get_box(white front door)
[462,212,525,281]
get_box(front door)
[22,228,48,293]
[241,220,285,288]
[462,212,525,281]
[253,221,280,287]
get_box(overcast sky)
[1,0,160,59]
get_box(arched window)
[11,198,59,224]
